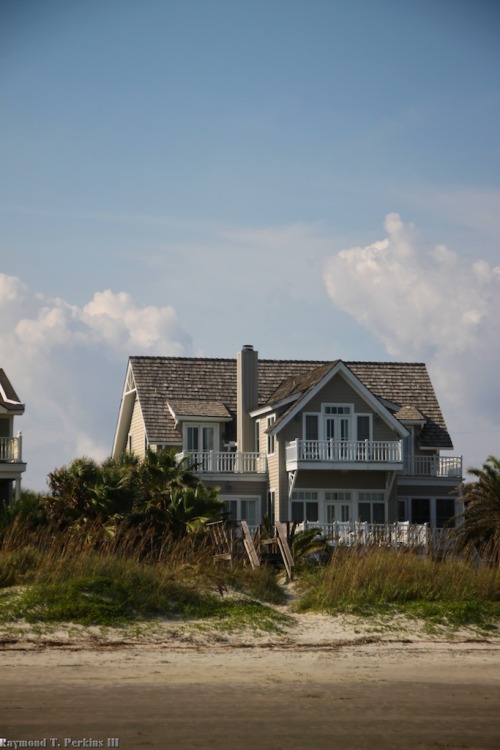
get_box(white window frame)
[255,419,260,454]
[266,489,276,522]
[325,491,352,523]
[322,403,354,441]
[222,495,261,525]
[290,490,319,523]
[303,412,319,440]
[357,491,386,523]
[355,413,373,441]
[266,415,276,455]
[183,423,219,453]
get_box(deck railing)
[300,521,451,549]
[0,434,22,463]
[286,439,402,465]
[176,450,267,474]
[402,455,462,478]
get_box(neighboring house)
[0,369,26,503]
[112,345,462,530]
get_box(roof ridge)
[130,355,427,366]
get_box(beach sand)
[1,613,499,749]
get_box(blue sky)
[1,0,499,490]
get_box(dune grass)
[295,546,500,629]
[0,520,289,630]
[1,519,499,632]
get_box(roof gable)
[0,369,25,414]
[267,361,408,438]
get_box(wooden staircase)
[206,520,295,580]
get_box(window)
[304,414,319,440]
[127,433,133,453]
[411,497,430,524]
[397,500,407,522]
[266,490,275,521]
[266,415,276,454]
[358,491,385,523]
[356,415,371,441]
[324,405,352,415]
[436,498,455,528]
[324,405,352,459]
[325,491,351,523]
[291,491,319,523]
[185,425,215,452]
[223,497,259,525]
[255,420,260,453]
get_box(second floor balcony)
[176,450,267,475]
[286,438,403,471]
[286,439,462,479]
[0,433,26,478]
[0,434,23,463]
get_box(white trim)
[0,383,22,406]
[303,412,319,440]
[221,494,261,525]
[111,361,137,458]
[289,487,389,525]
[249,393,300,418]
[175,414,231,423]
[183,423,220,452]
[266,414,276,454]
[356,413,373,441]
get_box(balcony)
[0,434,23,463]
[286,439,403,471]
[402,455,462,479]
[0,433,26,479]
[175,450,267,475]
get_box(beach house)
[0,368,26,503]
[112,345,462,530]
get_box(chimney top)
[242,344,254,351]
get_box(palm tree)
[454,455,500,563]
[132,448,224,538]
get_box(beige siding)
[305,372,370,414]
[129,398,146,458]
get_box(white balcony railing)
[286,439,403,465]
[402,455,462,478]
[176,451,267,474]
[0,434,23,463]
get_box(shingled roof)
[128,356,453,449]
[0,369,24,413]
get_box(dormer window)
[185,424,216,452]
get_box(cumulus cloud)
[324,214,500,471]
[0,275,192,489]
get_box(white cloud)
[324,214,500,472]
[0,274,192,490]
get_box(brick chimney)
[237,345,258,452]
